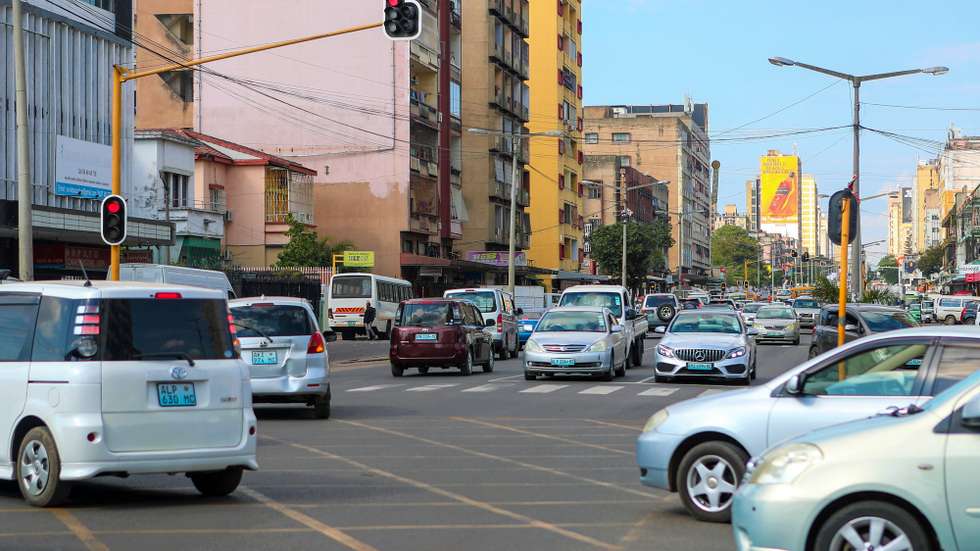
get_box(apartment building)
[819,211,832,261]
[745,178,760,235]
[583,102,713,283]
[133,0,193,129]
[800,174,818,257]
[526,0,585,283]
[887,188,913,258]
[713,204,748,232]
[924,188,943,249]
[913,159,940,253]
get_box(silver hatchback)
[230,297,330,418]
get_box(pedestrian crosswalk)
[343,382,728,399]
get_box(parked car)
[642,293,680,335]
[809,304,916,359]
[961,300,979,325]
[637,326,979,523]
[921,299,935,323]
[0,281,257,507]
[732,364,980,551]
[517,311,543,349]
[523,307,627,381]
[739,302,767,326]
[230,297,330,418]
[652,310,757,385]
[558,285,648,368]
[753,304,800,345]
[790,297,820,329]
[389,299,495,377]
[444,287,520,360]
[935,295,980,325]
[119,263,236,298]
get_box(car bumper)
[524,350,612,374]
[732,483,816,551]
[251,367,330,402]
[796,317,815,328]
[654,353,749,379]
[391,344,467,366]
[754,328,799,341]
[636,430,683,491]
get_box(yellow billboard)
[759,154,800,239]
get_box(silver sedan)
[523,307,627,381]
[652,311,757,385]
[753,305,801,345]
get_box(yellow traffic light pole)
[109,21,383,280]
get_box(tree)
[918,244,944,277]
[710,226,762,285]
[877,255,898,284]
[589,221,671,290]
[275,214,354,268]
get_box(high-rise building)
[526,0,584,283]
[887,188,913,257]
[913,159,940,253]
[758,150,802,240]
[924,188,943,249]
[800,174,818,257]
[818,210,831,261]
[745,178,760,235]
[583,102,713,284]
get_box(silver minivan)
[443,288,520,360]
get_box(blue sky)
[582,0,980,261]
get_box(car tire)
[945,315,957,325]
[813,501,932,551]
[460,350,473,376]
[17,426,70,507]
[750,360,757,380]
[483,350,495,373]
[391,363,404,377]
[191,467,244,497]
[808,346,819,359]
[313,396,331,419]
[383,321,392,340]
[524,371,536,380]
[511,336,519,359]
[657,304,676,323]
[793,337,800,346]
[736,372,751,386]
[676,441,748,523]
[614,352,626,378]
[418,366,429,375]
[497,341,508,361]
[600,362,615,381]
[630,344,641,368]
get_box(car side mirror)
[485,319,496,327]
[785,374,802,395]
[747,328,759,336]
[323,331,338,342]
[611,324,624,333]
[654,326,666,334]
[962,395,980,428]
[845,324,859,333]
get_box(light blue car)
[732,369,980,551]
[636,326,980,523]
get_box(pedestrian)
[364,300,378,340]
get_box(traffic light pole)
[108,21,382,280]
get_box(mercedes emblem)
[694,350,706,362]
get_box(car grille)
[543,344,587,353]
[674,349,726,362]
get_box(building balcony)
[491,181,530,207]
[491,137,528,163]
[166,203,225,240]
[410,149,439,179]
[410,41,439,73]
[410,97,440,130]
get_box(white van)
[119,264,236,298]
[0,281,257,506]
[444,287,521,360]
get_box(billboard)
[55,135,112,199]
[759,154,801,239]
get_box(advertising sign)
[759,154,801,239]
[465,251,528,267]
[343,251,375,268]
[55,135,112,199]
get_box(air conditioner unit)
[224,208,233,222]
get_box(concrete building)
[133,0,193,130]
[526,0,584,284]
[745,178,760,235]
[913,159,940,253]
[1,0,173,278]
[924,188,943,249]
[459,0,531,281]
[583,102,713,284]
[713,204,748,232]
[819,211,832,261]
[800,174,818,257]
[887,188,913,258]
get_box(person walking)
[363,300,378,340]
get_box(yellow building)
[914,160,940,253]
[527,0,584,282]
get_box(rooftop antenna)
[78,260,92,287]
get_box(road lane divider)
[451,417,633,456]
[50,509,109,551]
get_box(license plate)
[251,350,278,365]
[157,383,197,407]
[522,325,534,332]
[415,333,438,341]
[551,358,575,366]
[346,321,357,326]
[687,362,713,371]
[767,332,782,337]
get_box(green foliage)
[710,225,762,285]
[812,276,840,303]
[877,255,898,284]
[275,214,354,268]
[861,287,898,305]
[918,244,944,277]
[589,220,672,290]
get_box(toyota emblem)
[694,350,706,362]
[171,366,189,380]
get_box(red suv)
[390,299,495,377]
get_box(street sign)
[343,251,375,268]
[827,189,858,245]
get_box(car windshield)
[231,304,313,337]
[536,311,607,332]
[101,299,235,360]
[331,275,372,299]
[707,301,733,309]
[559,292,623,317]
[644,295,674,308]
[794,299,819,309]
[399,303,451,327]
[862,311,916,331]
[757,307,795,319]
[669,313,741,334]
[742,303,764,314]
[444,291,497,313]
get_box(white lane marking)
[462,384,510,393]
[406,384,459,392]
[578,386,624,395]
[636,375,659,383]
[488,374,524,383]
[519,384,568,394]
[698,389,727,397]
[346,384,404,393]
[638,387,678,397]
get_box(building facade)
[133,0,193,130]
[713,204,748,232]
[913,159,940,253]
[745,178,760,235]
[526,0,584,282]
[887,188,914,258]
[800,174,818,257]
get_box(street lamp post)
[768,56,948,300]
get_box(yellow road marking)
[50,509,110,551]
[0,531,71,538]
[239,486,379,551]
[340,522,638,532]
[264,435,620,550]
[582,419,644,431]
[618,512,658,547]
[451,417,633,456]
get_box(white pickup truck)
[557,285,649,368]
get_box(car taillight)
[227,312,240,354]
[307,331,325,354]
[497,313,503,332]
[73,304,100,335]
[154,292,182,299]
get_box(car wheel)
[631,342,643,367]
[676,441,748,523]
[418,366,429,375]
[524,371,536,380]
[793,337,800,346]
[813,501,932,551]
[808,346,820,359]
[17,426,70,507]
[600,362,615,381]
[497,341,508,361]
[313,396,331,419]
[191,467,244,497]
[658,304,676,323]
[460,349,473,376]
[945,315,957,325]
[391,363,404,377]
[511,336,519,359]
[383,321,392,340]
[750,360,757,380]
[614,352,626,378]
[483,350,495,373]
[736,372,751,386]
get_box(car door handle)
[967,508,980,518]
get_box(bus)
[327,273,414,340]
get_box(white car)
[0,281,257,507]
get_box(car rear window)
[742,303,763,314]
[332,275,372,299]
[231,304,313,337]
[101,299,235,361]
[644,295,674,308]
[444,291,497,313]
[794,299,819,309]
[559,292,623,317]
[400,303,451,327]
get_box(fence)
[226,266,333,317]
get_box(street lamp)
[468,127,564,297]
[768,56,948,299]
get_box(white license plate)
[251,351,278,365]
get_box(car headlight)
[642,409,669,433]
[747,443,822,485]
[586,340,608,352]
[656,344,674,358]
[726,346,746,359]
[786,322,798,330]
[525,339,544,353]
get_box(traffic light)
[384,0,421,40]
[100,194,127,246]
[828,188,858,245]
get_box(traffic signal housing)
[100,194,127,246]
[828,189,858,246]
[384,0,421,40]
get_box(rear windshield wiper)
[232,321,274,345]
[132,352,195,367]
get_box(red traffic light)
[106,200,121,214]
[100,194,127,246]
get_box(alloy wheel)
[829,516,912,551]
[685,454,738,513]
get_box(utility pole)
[13,0,33,281]
[508,133,521,298]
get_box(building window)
[155,14,193,46]
[159,71,194,102]
[450,81,461,118]
[584,132,598,144]
[618,156,631,168]
[209,187,226,212]
[612,132,631,144]
[164,172,190,208]
[588,184,601,199]
[82,0,115,12]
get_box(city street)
[0,335,809,551]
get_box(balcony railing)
[410,97,439,128]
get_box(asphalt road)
[0,334,811,551]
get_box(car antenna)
[78,260,92,287]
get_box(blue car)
[517,311,544,349]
